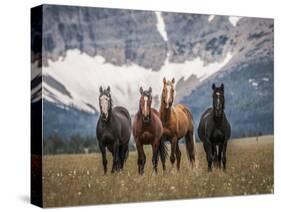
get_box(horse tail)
[182,106,196,167]
[159,139,168,165]
[185,130,196,167]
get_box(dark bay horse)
[198,83,231,171]
[132,87,168,175]
[96,86,131,174]
[159,77,196,170]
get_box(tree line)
[43,134,99,155]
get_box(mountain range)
[31,5,274,141]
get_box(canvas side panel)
[31,5,43,208]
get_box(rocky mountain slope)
[31,5,274,140]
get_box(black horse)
[96,86,132,174]
[198,83,231,171]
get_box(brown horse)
[159,77,196,170]
[133,87,168,175]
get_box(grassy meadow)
[42,135,274,207]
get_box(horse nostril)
[143,116,149,122]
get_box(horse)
[132,86,168,175]
[197,83,231,171]
[96,86,132,174]
[159,77,196,170]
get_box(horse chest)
[210,128,225,144]
[99,125,116,141]
[139,130,154,144]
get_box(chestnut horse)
[159,77,196,170]
[133,87,168,175]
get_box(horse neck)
[160,103,172,125]
[212,109,224,125]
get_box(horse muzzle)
[142,116,150,123]
[101,113,108,120]
[165,102,172,109]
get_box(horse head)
[99,86,112,121]
[139,86,152,124]
[162,77,175,109]
[212,83,225,118]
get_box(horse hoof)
[191,162,195,169]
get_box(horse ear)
[221,83,224,91]
[148,86,152,93]
[140,86,143,95]
[212,83,216,90]
[99,86,103,93]
[163,77,166,84]
[172,78,175,84]
[107,86,110,93]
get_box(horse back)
[113,106,131,122]
[112,106,132,144]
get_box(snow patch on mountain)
[155,11,168,41]
[42,49,233,114]
[208,15,215,22]
[229,16,242,26]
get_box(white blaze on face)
[166,84,171,108]
[144,96,148,115]
[215,92,220,108]
[100,95,109,117]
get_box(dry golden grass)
[42,135,274,207]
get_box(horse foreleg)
[175,141,181,171]
[159,137,166,171]
[99,143,107,174]
[119,145,128,170]
[137,142,146,175]
[152,140,160,174]
[170,136,177,167]
[204,140,213,172]
[212,145,218,168]
[218,144,223,169]
[222,141,228,171]
[112,139,120,173]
